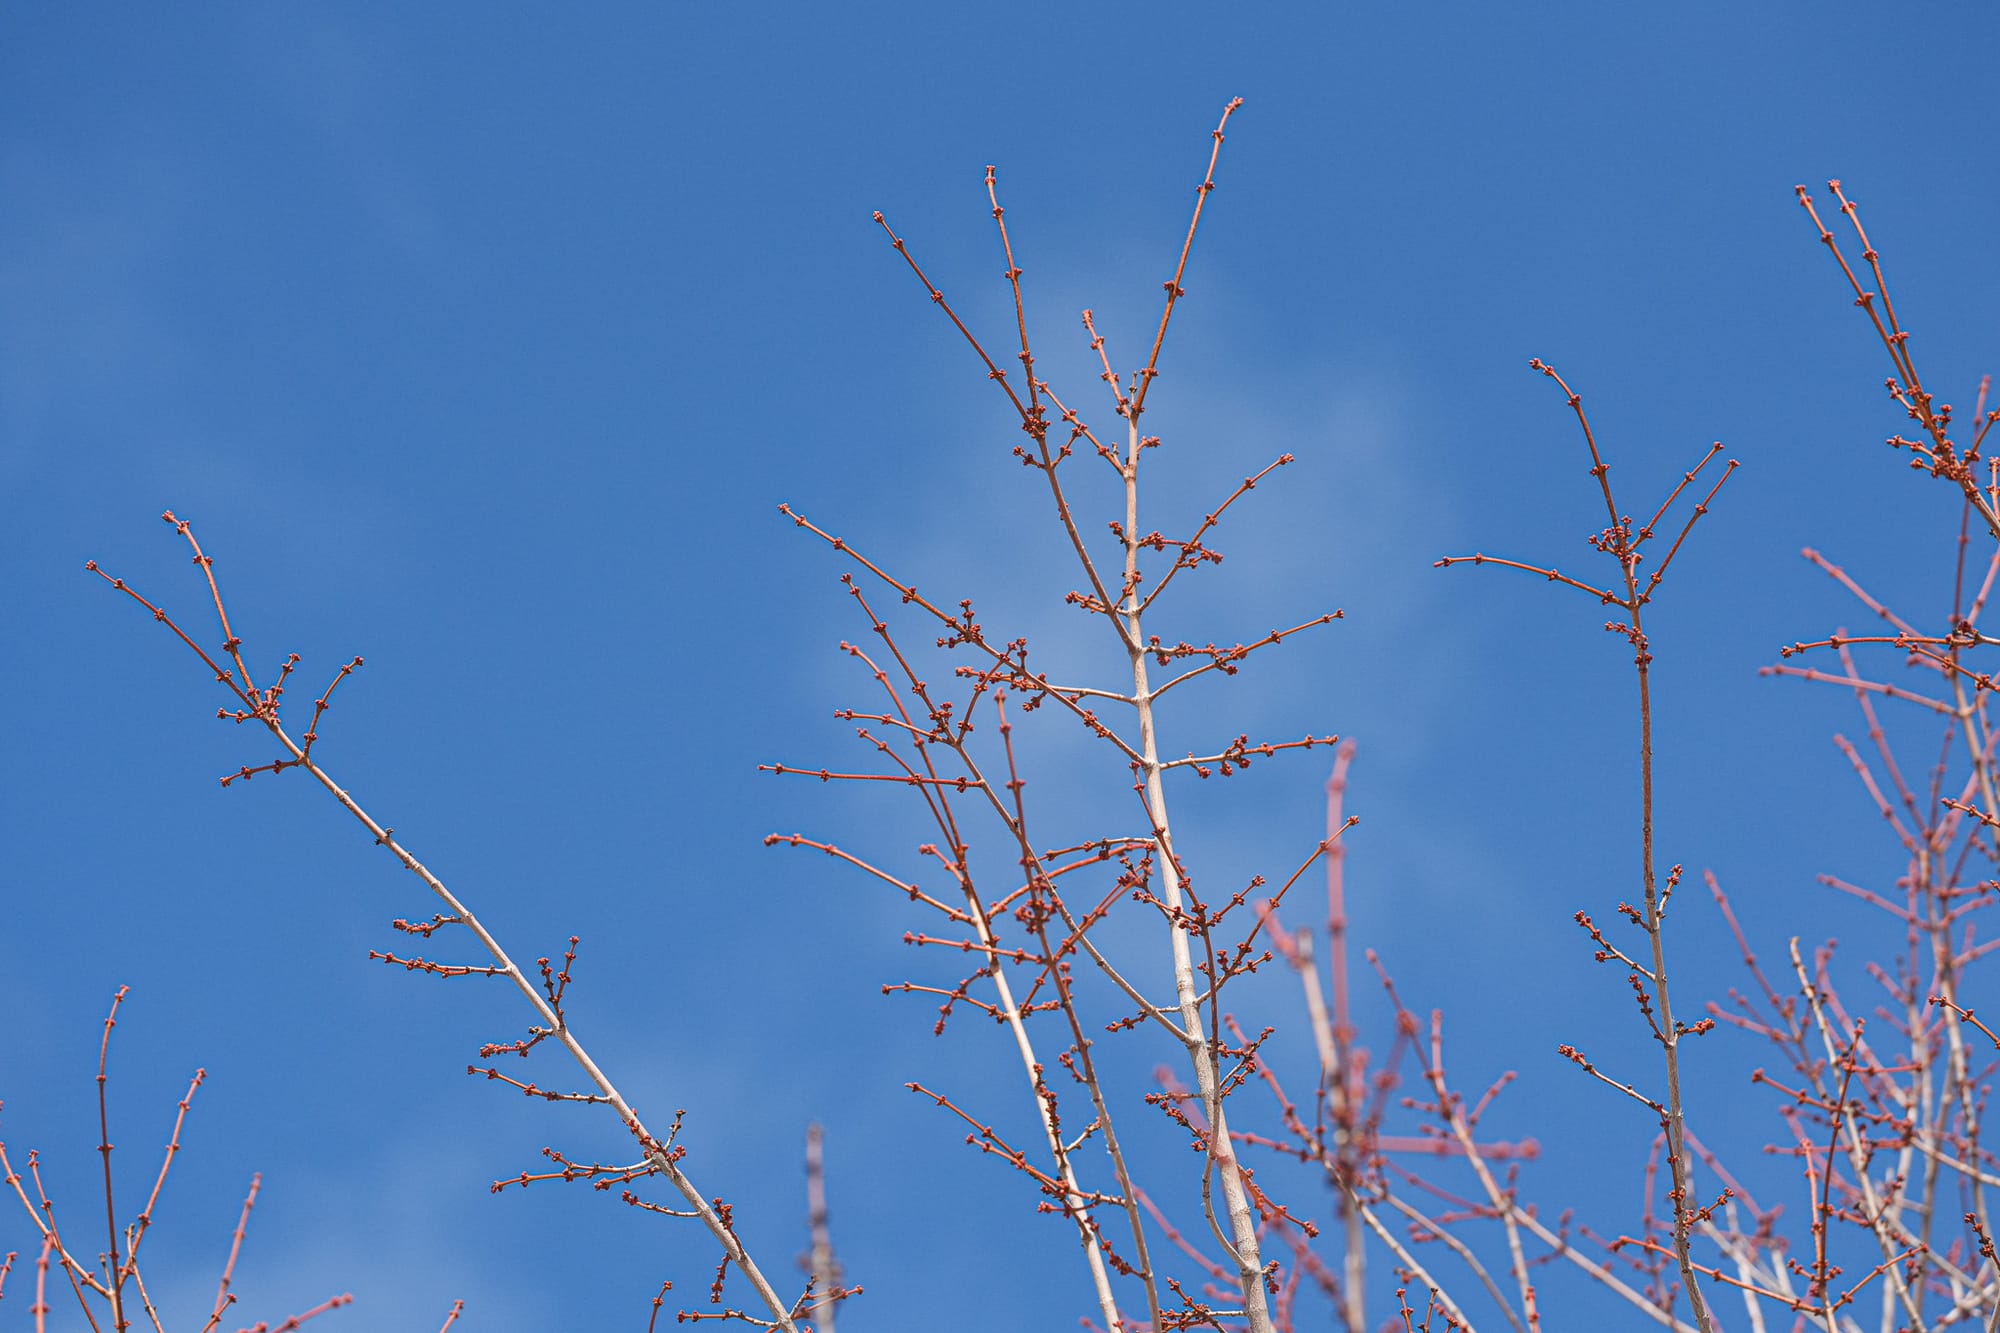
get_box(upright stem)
[1324,751,1367,1333]
[805,1125,836,1333]
[95,993,128,1333]
[957,872,1126,1329]
[1120,416,1274,1333]
[1549,361,1719,1333]
[1629,605,1711,1332]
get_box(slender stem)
[1530,361,1716,1331]
[951,856,1126,1329]
[1628,601,1710,1330]
[95,990,129,1333]
[1322,747,1366,1333]
[261,717,801,1333]
[1120,414,1273,1332]
[1352,1195,1476,1331]
[804,1126,836,1333]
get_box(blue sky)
[6,5,2000,1329]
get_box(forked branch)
[87,516,807,1332]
